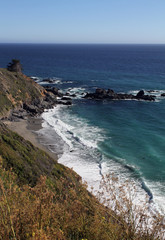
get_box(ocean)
[0,44,165,214]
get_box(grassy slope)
[0,68,44,117]
[0,122,134,240]
[0,120,160,240]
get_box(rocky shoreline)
[3,70,165,122]
[5,86,72,121]
[7,84,165,121]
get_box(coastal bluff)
[0,68,71,120]
[0,66,159,121]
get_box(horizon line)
[0,42,165,45]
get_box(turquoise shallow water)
[0,44,165,210]
[77,100,165,182]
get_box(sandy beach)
[4,117,58,160]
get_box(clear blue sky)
[1,0,165,44]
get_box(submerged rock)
[57,100,72,105]
[42,78,54,83]
[61,97,72,101]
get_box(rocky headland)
[1,59,163,123]
[0,67,72,121]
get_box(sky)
[0,0,165,44]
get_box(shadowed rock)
[7,59,22,73]
[136,90,144,98]
[44,86,63,97]
[84,88,155,101]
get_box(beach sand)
[4,117,58,160]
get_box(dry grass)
[0,123,164,239]
[0,161,164,240]
[96,173,165,240]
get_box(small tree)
[7,59,22,73]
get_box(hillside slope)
[0,68,45,117]
[0,122,134,240]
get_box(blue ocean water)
[0,44,165,211]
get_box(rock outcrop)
[44,86,64,98]
[84,88,155,101]
[0,68,72,120]
[7,59,22,73]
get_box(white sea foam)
[59,152,102,192]
[30,76,42,82]
[38,77,75,86]
[128,89,165,101]
[39,77,63,85]
[144,180,165,214]
[63,80,74,84]
[40,105,165,222]
[99,160,165,230]
[65,87,86,98]
[42,108,74,149]
[41,105,106,190]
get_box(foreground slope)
[0,122,135,240]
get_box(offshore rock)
[84,88,155,101]
[42,78,54,83]
[136,90,155,101]
[136,90,145,98]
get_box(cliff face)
[0,68,61,120]
[0,68,45,117]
